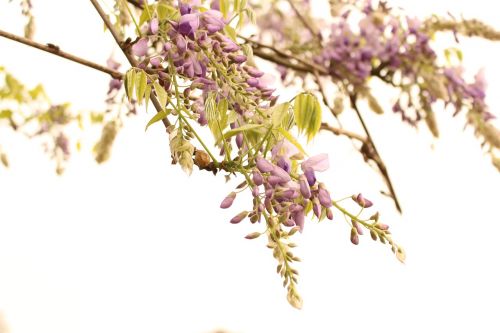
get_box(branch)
[89,0,171,128]
[285,0,322,43]
[349,94,403,213]
[0,29,123,79]
[239,35,329,75]
[320,123,366,142]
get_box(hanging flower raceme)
[120,0,403,309]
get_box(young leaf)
[145,109,170,131]
[271,102,290,128]
[135,70,148,105]
[125,69,136,102]
[277,128,306,155]
[223,124,263,139]
[293,93,322,142]
[153,81,168,108]
[219,0,230,18]
[144,85,152,113]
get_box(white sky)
[1,1,500,333]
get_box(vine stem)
[0,29,123,79]
[89,0,171,128]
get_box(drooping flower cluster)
[122,1,380,308]
[252,0,499,167]
[316,5,436,84]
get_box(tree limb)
[0,29,123,79]
[320,123,366,142]
[349,94,403,213]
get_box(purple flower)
[201,10,225,33]
[270,166,291,183]
[301,153,329,172]
[256,156,274,173]
[304,167,316,186]
[179,3,192,15]
[132,38,148,57]
[245,66,264,78]
[178,13,200,36]
[229,54,247,64]
[299,175,311,199]
[150,18,159,35]
[318,184,333,208]
[291,206,305,232]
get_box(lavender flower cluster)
[316,4,436,84]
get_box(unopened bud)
[220,192,236,209]
[230,211,248,224]
[350,228,359,245]
[352,193,373,208]
[252,170,264,185]
[245,232,261,240]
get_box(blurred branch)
[320,122,366,142]
[0,29,123,79]
[349,94,403,213]
[285,0,322,43]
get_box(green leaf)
[0,110,13,119]
[135,70,148,105]
[271,102,290,128]
[145,109,170,131]
[139,4,154,26]
[144,84,152,112]
[293,93,322,142]
[153,81,168,108]
[219,0,230,18]
[278,128,306,155]
[224,25,237,41]
[125,69,136,102]
[223,124,263,139]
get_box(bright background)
[1,1,500,333]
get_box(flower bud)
[252,170,264,185]
[220,192,236,209]
[299,175,311,199]
[256,156,274,173]
[230,211,248,224]
[252,186,260,197]
[318,185,333,208]
[270,166,291,183]
[350,228,359,245]
[149,18,159,35]
[245,232,261,240]
[352,193,373,208]
[291,207,305,232]
[326,208,333,220]
[312,198,321,218]
[376,223,389,231]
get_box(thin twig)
[89,0,171,128]
[320,123,366,142]
[285,0,322,43]
[239,35,329,75]
[0,29,123,79]
[349,94,403,213]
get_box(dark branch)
[349,94,403,213]
[0,29,123,79]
